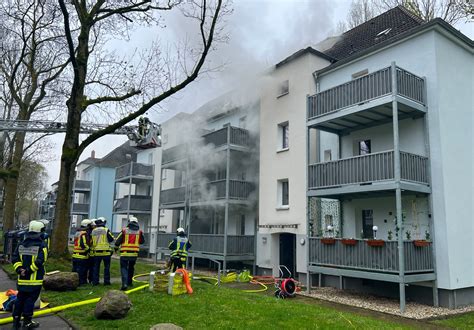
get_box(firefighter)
[37,219,50,251]
[71,219,92,285]
[114,216,145,291]
[86,219,95,284]
[11,221,48,329]
[168,227,192,272]
[138,116,150,139]
[90,217,114,286]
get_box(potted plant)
[387,230,393,240]
[405,230,411,240]
[413,231,431,247]
[367,239,385,247]
[321,237,336,245]
[341,238,357,246]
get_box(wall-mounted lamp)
[299,238,306,246]
[372,225,378,239]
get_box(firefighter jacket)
[90,226,114,256]
[72,228,90,259]
[40,232,50,251]
[114,222,145,257]
[169,236,192,261]
[12,232,48,291]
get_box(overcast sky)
[43,0,473,186]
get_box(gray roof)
[324,6,424,60]
[95,141,137,168]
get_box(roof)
[95,141,137,168]
[316,17,473,76]
[275,47,336,69]
[324,6,424,60]
[77,157,99,167]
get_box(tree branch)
[84,89,141,107]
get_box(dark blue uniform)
[12,232,48,328]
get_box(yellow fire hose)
[0,284,149,325]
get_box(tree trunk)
[2,132,27,232]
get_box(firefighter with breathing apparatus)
[114,216,145,291]
[71,219,92,285]
[90,217,114,285]
[11,221,48,329]
[168,227,192,272]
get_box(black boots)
[12,316,21,330]
[22,317,39,329]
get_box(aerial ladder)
[0,118,161,148]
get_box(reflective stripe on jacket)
[72,230,89,259]
[169,237,190,259]
[91,227,114,256]
[115,227,144,257]
[12,234,47,289]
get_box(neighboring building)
[156,96,259,270]
[306,10,473,310]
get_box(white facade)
[315,27,473,293]
[258,52,332,276]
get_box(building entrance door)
[362,209,374,238]
[279,233,296,278]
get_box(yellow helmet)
[29,220,44,233]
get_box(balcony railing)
[72,203,89,214]
[73,180,91,191]
[203,126,250,148]
[308,150,429,189]
[162,144,187,165]
[309,238,434,273]
[157,233,254,255]
[191,180,254,201]
[160,187,186,205]
[115,162,153,180]
[308,66,425,119]
[114,195,152,213]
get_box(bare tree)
[339,0,471,33]
[51,0,228,255]
[0,0,68,231]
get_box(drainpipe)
[391,61,405,313]
[223,126,231,271]
[306,93,311,293]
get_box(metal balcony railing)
[156,233,254,255]
[115,162,153,180]
[72,203,89,214]
[73,180,91,191]
[113,195,152,213]
[203,126,251,148]
[309,238,434,273]
[308,150,429,189]
[191,180,254,201]
[162,144,188,165]
[308,66,425,119]
[160,187,186,205]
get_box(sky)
[42,0,473,186]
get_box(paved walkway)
[0,269,71,330]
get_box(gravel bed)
[299,287,474,319]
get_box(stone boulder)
[150,324,183,330]
[94,290,132,320]
[43,272,79,291]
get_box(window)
[359,140,371,155]
[352,69,368,79]
[239,116,246,129]
[277,122,289,151]
[277,80,289,97]
[277,179,289,208]
[324,150,332,162]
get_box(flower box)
[367,239,385,247]
[321,238,336,245]
[413,240,431,247]
[341,239,357,246]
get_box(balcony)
[203,126,250,148]
[73,180,91,192]
[308,150,430,197]
[113,195,152,214]
[191,180,254,203]
[71,203,89,215]
[115,162,154,183]
[156,233,255,257]
[308,238,435,282]
[308,66,426,134]
[160,187,186,207]
[162,144,188,166]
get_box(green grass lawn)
[432,312,474,329]
[40,280,415,330]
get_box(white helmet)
[81,219,92,227]
[29,220,44,233]
[177,227,185,234]
[129,216,138,223]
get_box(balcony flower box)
[321,238,336,245]
[341,239,357,246]
[367,239,385,247]
[413,240,431,247]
